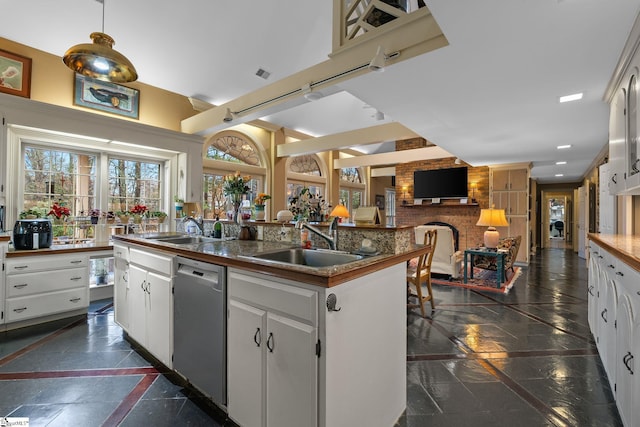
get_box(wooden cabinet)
[227,269,318,427]
[113,243,130,330]
[490,165,530,264]
[588,240,640,426]
[127,247,175,368]
[4,253,89,325]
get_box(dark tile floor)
[0,248,622,426]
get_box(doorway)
[541,191,572,249]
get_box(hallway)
[0,248,621,426]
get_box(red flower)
[130,204,148,215]
[48,202,71,219]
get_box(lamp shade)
[477,208,508,248]
[476,208,509,228]
[63,32,138,83]
[330,204,350,218]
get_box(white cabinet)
[4,253,89,325]
[227,269,318,427]
[113,243,130,330]
[609,88,627,194]
[127,247,174,368]
[490,165,530,264]
[599,163,617,233]
[0,241,7,325]
[588,238,640,426]
[587,241,602,335]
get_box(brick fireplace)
[395,138,490,249]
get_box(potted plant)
[89,208,101,224]
[19,208,41,219]
[174,196,184,217]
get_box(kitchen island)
[112,232,428,427]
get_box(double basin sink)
[145,234,364,268]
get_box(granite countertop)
[588,233,640,272]
[5,241,113,257]
[113,233,428,288]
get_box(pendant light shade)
[63,32,137,83]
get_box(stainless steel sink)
[152,235,218,244]
[252,248,364,267]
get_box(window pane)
[108,157,161,212]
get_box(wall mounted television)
[413,167,468,199]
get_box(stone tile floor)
[0,248,622,426]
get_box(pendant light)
[63,0,138,83]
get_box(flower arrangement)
[48,202,70,219]
[223,171,251,203]
[130,204,148,215]
[289,188,327,222]
[89,209,101,217]
[254,193,271,206]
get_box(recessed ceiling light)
[556,161,567,165]
[557,144,572,149]
[559,93,583,103]
[555,174,564,177]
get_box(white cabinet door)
[266,312,318,427]
[145,270,173,368]
[587,244,601,335]
[609,88,626,194]
[114,256,130,330]
[128,264,148,346]
[228,299,266,427]
[599,270,619,384]
[615,294,635,427]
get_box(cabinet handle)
[69,297,81,303]
[70,276,83,281]
[598,255,603,259]
[608,264,615,269]
[612,173,617,184]
[623,352,634,374]
[601,308,608,323]
[13,265,28,270]
[254,328,261,347]
[13,284,28,289]
[615,271,624,277]
[70,260,83,264]
[587,285,594,296]
[267,332,274,353]
[13,307,27,313]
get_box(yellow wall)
[0,37,196,132]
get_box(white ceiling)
[2,0,640,183]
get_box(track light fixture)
[63,0,137,83]
[302,83,324,101]
[369,46,387,72]
[223,108,234,122]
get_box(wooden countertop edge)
[120,238,430,288]
[588,233,640,272]
[6,244,113,257]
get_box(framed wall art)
[0,49,32,98]
[73,74,140,119]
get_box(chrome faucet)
[182,216,205,235]
[295,217,340,251]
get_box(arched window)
[203,131,267,219]
[286,154,326,218]
[339,167,365,222]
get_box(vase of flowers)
[223,171,250,223]
[130,204,148,223]
[254,192,270,221]
[48,202,71,224]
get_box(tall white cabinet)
[490,164,531,264]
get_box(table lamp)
[476,207,509,248]
[330,203,350,222]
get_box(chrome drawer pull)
[13,307,27,313]
[13,284,28,289]
[69,297,82,303]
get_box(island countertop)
[588,233,640,273]
[112,233,428,288]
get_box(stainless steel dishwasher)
[174,256,226,406]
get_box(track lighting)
[223,108,234,122]
[369,46,386,72]
[302,83,324,101]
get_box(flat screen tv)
[413,167,468,199]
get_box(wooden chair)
[407,229,437,317]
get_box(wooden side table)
[463,249,507,288]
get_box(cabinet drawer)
[6,287,89,322]
[229,270,317,325]
[113,243,130,262]
[130,248,173,276]
[6,254,88,275]
[7,267,88,297]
